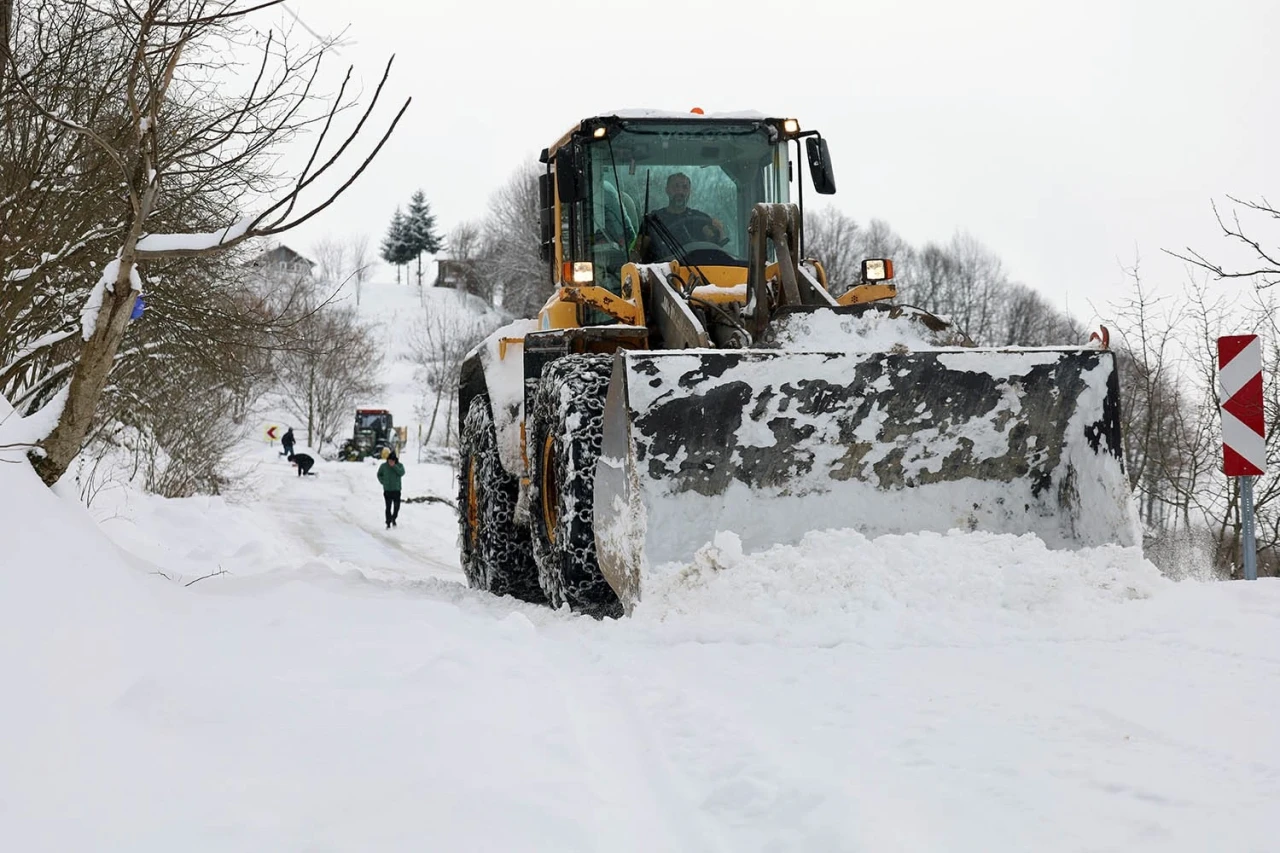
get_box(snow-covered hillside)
[333,274,507,458]
[3,278,1279,851]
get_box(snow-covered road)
[266,453,461,581]
[6,435,1280,851]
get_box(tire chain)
[457,398,544,603]
[529,355,623,618]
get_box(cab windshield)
[581,121,789,278]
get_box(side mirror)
[805,137,836,195]
[555,147,583,204]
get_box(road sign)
[265,424,280,442]
[1219,335,1264,581]
[1218,335,1265,476]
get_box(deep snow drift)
[3,278,1279,852]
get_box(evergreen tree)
[404,189,443,287]
[379,207,414,284]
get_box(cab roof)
[545,110,790,158]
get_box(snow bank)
[0,386,68,449]
[0,398,155,805]
[633,529,1167,646]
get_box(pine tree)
[404,189,443,287]
[379,207,413,284]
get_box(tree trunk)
[424,387,443,446]
[0,0,12,93]
[444,394,454,447]
[306,364,315,446]
[30,263,137,485]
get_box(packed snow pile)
[0,393,154,724]
[766,304,966,350]
[0,385,68,449]
[634,529,1167,646]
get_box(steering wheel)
[642,212,729,252]
[676,213,730,247]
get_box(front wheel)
[528,355,622,618]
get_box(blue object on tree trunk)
[130,295,145,320]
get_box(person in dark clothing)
[288,452,314,476]
[377,451,405,529]
[280,427,295,457]
[636,172,727,261]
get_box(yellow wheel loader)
[457,110,1137,617]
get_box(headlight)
[861,259,895,282]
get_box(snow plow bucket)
[593,347,1138,612]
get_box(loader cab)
[541,114,835,324]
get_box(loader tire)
[529,355,623,619]
[458,397,544,604]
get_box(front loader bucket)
[593,348,1139,612]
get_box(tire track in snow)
[524,625,730,852]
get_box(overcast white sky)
[274,0,1279,326]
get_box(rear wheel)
[457,397,543,603]
[528,355,622,618]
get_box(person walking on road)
[280,427,295,458]
[378,451,405,529]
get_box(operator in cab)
[634,172,727,261]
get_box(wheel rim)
[466,457,480,547]
[541,434,558,544]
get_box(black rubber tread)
[457,397,544,603]
[528,355,623,619]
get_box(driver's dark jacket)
[646,207,716,257]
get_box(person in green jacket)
[377,451,405,529]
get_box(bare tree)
[3,0,410,486]
[802,206,862,294]
[350,233,371,306]
[310,236,348,287]
[897,232,1016,344]
[479,162,547,318]
[310,232,371,304]
[1167,196,1280,289]
[991,282,1084,346]
[1106,267,1212,532]
[1158,194,1280,575]
[446,221,493,304]
[1105,260,1280,578]
[409,298,500,447]
[275,295,383,449]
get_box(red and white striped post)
[1218,335,1266,580]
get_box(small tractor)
[338,408,401,462]
[457,109,1137,618]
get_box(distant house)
[250,244,315,276]
[435,258,475,291]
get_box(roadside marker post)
[1218,335,1266,580]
